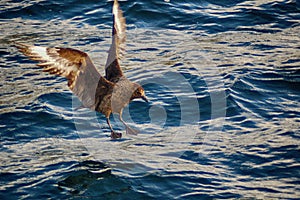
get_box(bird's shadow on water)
[57,160,113,196]
[57,160,153,199]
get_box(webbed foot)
[111,131,122,139]
[126,126,139,135]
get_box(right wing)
[15,43,113,110]
[105,0,126,82]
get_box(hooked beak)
[141,95,149,103]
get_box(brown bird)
[15,0,148,139]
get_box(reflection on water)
[1,0,300,199]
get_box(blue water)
[1,0,300,199]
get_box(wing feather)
[105,0,126,82]
[15,43,113,110]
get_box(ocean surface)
[1,0,300,199]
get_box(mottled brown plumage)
[15,0,148,139]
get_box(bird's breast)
[110,78,135,113]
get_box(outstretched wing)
[105,0,126,82]
[15,43,113,110]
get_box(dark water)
[1,0,300,199]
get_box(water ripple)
[1,0,300,199]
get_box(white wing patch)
[29,46,52,61]
[38,48,79,78]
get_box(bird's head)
[131,84,148,103]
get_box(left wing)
[15,43,113,110]
[105,0,126,82]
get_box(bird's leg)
[119,114,139,135]
[106,118,122,139]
